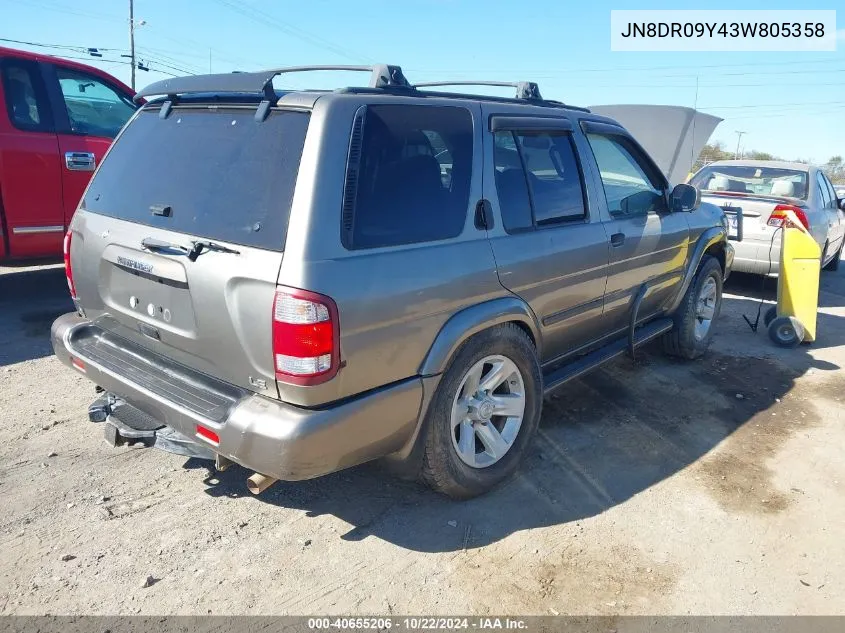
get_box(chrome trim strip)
[12,225,65,234]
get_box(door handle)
[65,151,96,172]
[610,232,625,247]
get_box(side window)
[55,67,136,139]
[820,173,837,209]
[816,172,831,209]
[493,130,587,231]
[493,132,533,232]
[346,105,473,250]
[586,133,667,217]
[1,61,52,132]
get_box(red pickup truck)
[0,46,137,261]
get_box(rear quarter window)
[343,104,474,250]
[84,106,309,251]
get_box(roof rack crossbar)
[415,80,543,101]
[133,64,411,104]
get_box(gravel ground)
[0,258,843,615]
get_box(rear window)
[690,165,809,200]
[84,106,309,251]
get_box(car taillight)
[272,288,340,385]
[63,229,77,299]
[767,204,810,231]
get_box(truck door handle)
[65,152,96,172]
[610,232,625,247]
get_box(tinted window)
[493,132,533,232]
[1,61,52,132]
[84,107,309,251]
[689,165,809,200]
[56,67,136,138]
[518,132,586,224]
[494,131,586,230]
[347,105,473,249]
[587,134,666,217]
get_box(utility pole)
[734,130,746,160]
[129,0,136,90]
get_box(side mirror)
[671,183,701,212]
[839,198,845,212]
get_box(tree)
[822,156,844,184]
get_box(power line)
[701,100,845,110]
[212,0,368,63]
[410,57,845,77]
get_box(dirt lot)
[0,259,843,615]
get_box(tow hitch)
[88,392,215,460]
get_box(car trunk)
[699,192,793,245]
[68,103,310,400]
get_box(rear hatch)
[69,101,310,399]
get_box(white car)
[689,160,845,275]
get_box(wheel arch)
[665,226,727,315]
[384,298,541,473]
[418,296,541,377]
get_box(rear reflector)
[272,288,340,386]
[767,204,810,231]
[63,230,77,299]
[196,425,219,444]
[71,357,86,372]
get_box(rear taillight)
[63,230,77,299]
[272,288,340,385]
[767,204,810,231]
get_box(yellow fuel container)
[765,207,821,346]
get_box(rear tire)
[420,323,542,499]
[823,241,842,271]
[662,256,723,360]
[768,316,804,348]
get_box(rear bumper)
[51,313,430,480]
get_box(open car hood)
[588,105,722,186]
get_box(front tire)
[420,324,542,499]
[662,256,723,360]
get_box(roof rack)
[414,81,542,101]
[133,64,411,104]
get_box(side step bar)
[542,317,673,395]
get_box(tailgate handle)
[65,151,96,172]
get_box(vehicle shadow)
[0,265,73,366]
[202,272,844,552]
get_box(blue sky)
[4,0,844,162]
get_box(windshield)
[84,106,309,251]
[690,165,809,200]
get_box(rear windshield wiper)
[140,237,240,261]
[141,237,189,254]
[188,240,240,261]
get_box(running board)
[542,317,673,395]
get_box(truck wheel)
[768,316,804,348]
[420,323,542,499]
[823,241,842,271]
[763,306,777,328]
[662,256,723,360]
